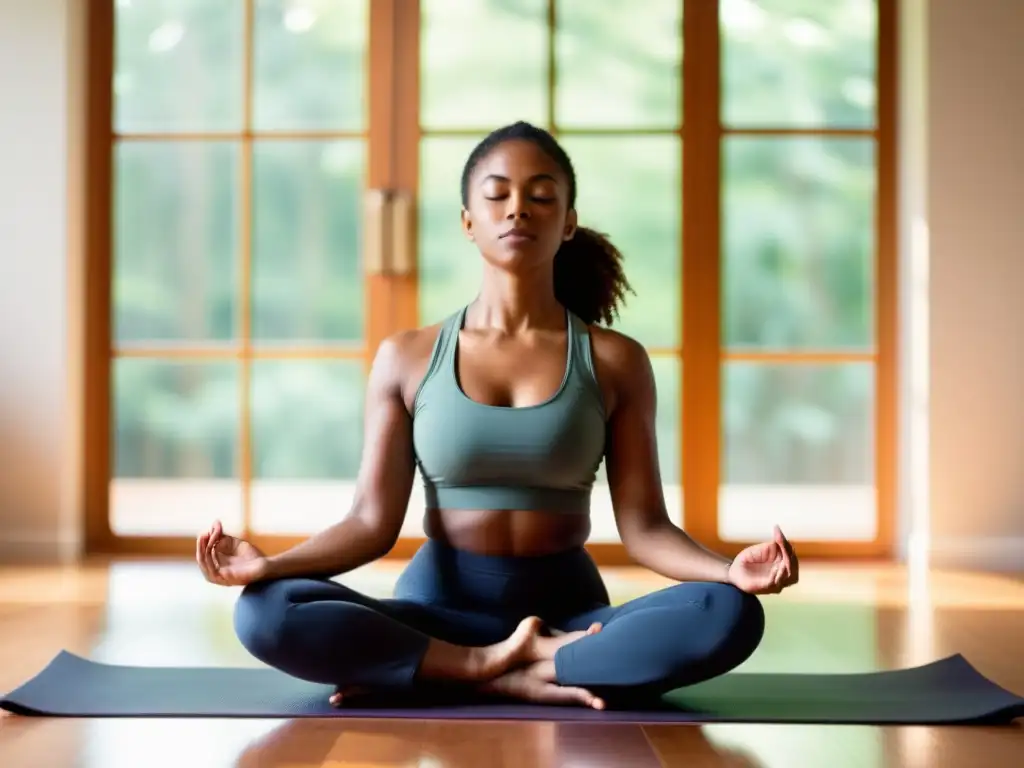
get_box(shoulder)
[588,325,650,371]
[376,324,443,368]
[371,322,447,408]
[585,325,655,414]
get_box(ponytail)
[553,226,633,326]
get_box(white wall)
[0,0,84,562]
[0,0,1022,570]
[924,0,1024,571]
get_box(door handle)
[364,189,416,277]
[364,188,388,276]
[389,190,415,277]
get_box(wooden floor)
[0,557,1022,767]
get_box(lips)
[501,228,536,240]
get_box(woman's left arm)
[596,331,796,591]
[594,332,731,582]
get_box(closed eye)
[484,195,556,203]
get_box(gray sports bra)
[411,306,606,514]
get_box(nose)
[505,191,531,220]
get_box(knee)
[703,583,765,669]
[655,582,764,674]
[232,579,301,664]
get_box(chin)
[483,240,554,273]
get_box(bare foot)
[328,686,370,708]
[419,616,546,683]
[469,615,546,679]
[527,622,603,664]
[333,623,604,708]
[481,660,606,710]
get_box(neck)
[469,265,563,332]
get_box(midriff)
[423,507,591,557]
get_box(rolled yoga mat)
[2,651,1022,724]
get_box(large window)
[85,0,896,561]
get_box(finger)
[546,683,605,710]
[785,539,800,583]
[777,526,798,568]
[208,526,229,571]
[780,556,797,587]
[329,692,343,707]
[773,526,793,575]
[202,542,225,585]
[757,561,784,590]
[765,562,783,590]
[196,533,210,577]
[776,524,793,552]
[207,522,221,555]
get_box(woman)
[196,121,799,711]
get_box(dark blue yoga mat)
[2,651,1022,724]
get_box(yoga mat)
[2,651,1022,725]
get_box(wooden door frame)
[679,0,899,560]
[82,0,899,566]
[81,0,413,558]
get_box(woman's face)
[461,139,577,274]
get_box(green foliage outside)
[111,0,877,495]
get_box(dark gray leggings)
[233,539,765,699]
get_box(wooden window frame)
[82,0,898,564]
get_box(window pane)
[555,0,681,128]
[114,0,243,132]
[719,362,875,541]
[421,0,547,129]
[250,361,365,534]
[111,359,241,535]
[560,136,681,347]
[721,0,877,128]
[723,137,874,351]
[253,0,368,131]
[591,356,681,541]
[114,141,239,344]
[418,137,485,326]
[252,140,365,343]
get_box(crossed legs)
[233,575,764,706]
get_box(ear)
[460,208,475,241]
[563,209,578,241]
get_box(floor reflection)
[0,715,774,768]
[230,717,765,768]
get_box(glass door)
[89,0,895,562]
[91,0,408,549]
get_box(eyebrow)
[481,173,559,185]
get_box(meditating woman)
[195,121,799,710]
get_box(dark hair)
[459,121,633,326]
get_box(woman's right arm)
[260,332,418,580]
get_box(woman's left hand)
[726,525,799,595]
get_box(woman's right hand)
[196,520,270,587]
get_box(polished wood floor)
[1,557,1022,767]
